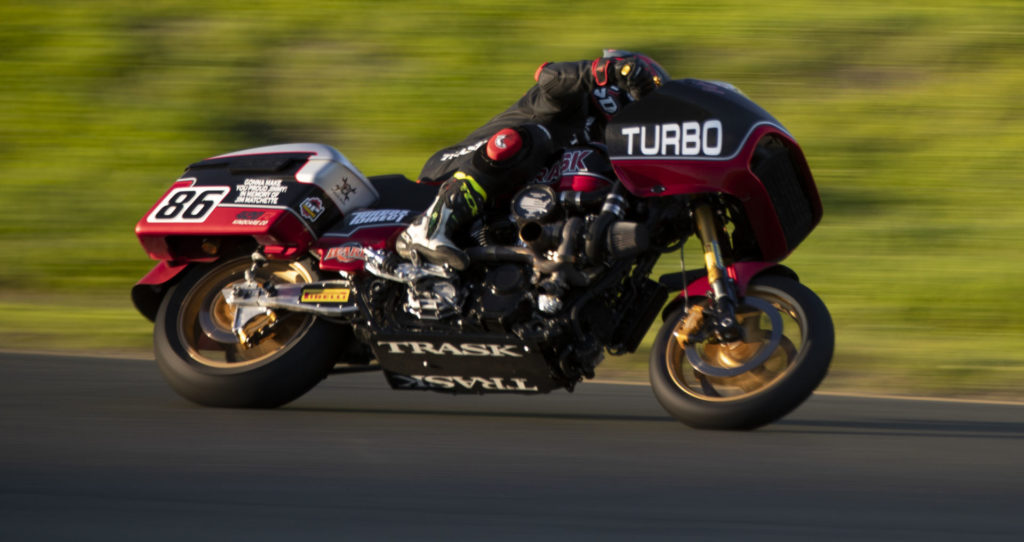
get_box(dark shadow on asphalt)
[282,405,674,423]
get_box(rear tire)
[154,256,346,408]
[650,275,834,430]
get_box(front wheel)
[650,274,834,430]
[154,255,346,408]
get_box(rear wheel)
[154,256,346,408]
[650,275,834,430]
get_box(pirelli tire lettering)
[299,288,351,303]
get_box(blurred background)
[0,0,1020,399]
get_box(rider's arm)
[532,60,595,113]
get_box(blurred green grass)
[1,0,1022,399]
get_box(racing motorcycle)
[132,78,833,430]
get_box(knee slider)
[485,128,524,162]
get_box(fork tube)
[694,204,732,302]
[694,203,739,338]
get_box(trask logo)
[392,374,540,392]
[534,149,596,184]
[377,341,523,358]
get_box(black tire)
[650,274,834,430]
[154,256,346,408]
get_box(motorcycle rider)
[396,50,669,270]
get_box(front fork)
[680,203,742,344]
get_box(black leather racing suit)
[417,59,630,197]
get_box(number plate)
[147,185,231,223]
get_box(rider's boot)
[396,171,488,271]
[397,125,549,270]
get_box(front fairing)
[606,79,822,260]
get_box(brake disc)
[684,297,783,378]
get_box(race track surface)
[1,352,1022,541]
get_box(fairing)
[315,208,418,273]
[135,143,378,261]
[607,79,822,260]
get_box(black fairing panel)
[368,174,439,213]
[605,79,787,159]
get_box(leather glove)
[614,56,661,100]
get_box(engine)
[365,179,672,382]
[352,140,695,385]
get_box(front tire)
[154,256,345,408]
[650,275,834,430]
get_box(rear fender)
[132,261,193,322]
[659,262,799,320]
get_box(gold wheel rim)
[665,287,804,401]
[178,258,315,369]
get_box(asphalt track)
[1,352,1022,541]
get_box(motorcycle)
[132,78,833,430]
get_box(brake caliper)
[673,305,705,347]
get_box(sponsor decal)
[300,288,350,303]
[324,243,364,263]
[520,193,552,214]
[561,149,594,173]
[440,139,487,162]
[534,149,595,184]
[535,167,558,185]
[233,178,289,205]
[592,86,620,115]
[300,196,325,221]
[148,186,230,223]
[348,209,411,226]
[231,210,269,227]
[377,341,523,358]
[619,120,724,157]
[391,374,540,392]
[332,177,357,203]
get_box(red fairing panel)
[611,124,784,196]
[612,125,818,261]
[134,143,381,263]
[135,180,314,260]
[315,225,406,273]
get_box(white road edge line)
[590,379,1024,407]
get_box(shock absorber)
[693,202,741,342]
